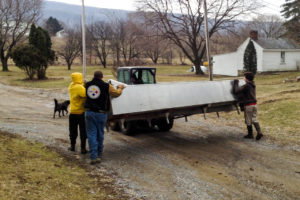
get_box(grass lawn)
[0,65,210,88]
[0,132,124,200]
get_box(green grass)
[0,65,116,88]
[0,132,117,200]
[260,98,300,138]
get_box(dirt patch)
[278,89,300,95]
[45,145,135,200]
[260,98,291,105]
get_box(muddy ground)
[0,82,299,200]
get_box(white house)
[56,29,67,38]
[213,31,300,76]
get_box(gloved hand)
[117,84,126,89]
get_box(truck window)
[124,70,130,84]
[118,69,130,84]
[118,70,124,83]
[141,70,155,84]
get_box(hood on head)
[71,72,83,84]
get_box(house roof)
[254,38,300,49]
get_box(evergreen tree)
[45,17,63,36]
[243,40,257,74]
[29,24,55,79]
[281,0,300,43]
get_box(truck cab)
[117,67,156,85]
[112,66,173,134]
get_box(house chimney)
[250,30,258,40]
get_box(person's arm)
[78,85,86,98]
[233,80,247,94]
[109,84,124,97]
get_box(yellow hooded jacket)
[68,73,86,114]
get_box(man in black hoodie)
[234,72,263,140]
[85,71,125,165]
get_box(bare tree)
[57,28,81,70]
[142,24,170,64]
[110,19,123,66]
[137,0,260,74]
[249,15,285,38]
[0,0,42,71]
[120,18,145,65]
[110,17,145,66]
[87,21,112,68]
[177,48,188,65]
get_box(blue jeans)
[85,111,107,160]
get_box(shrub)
[11,45,43,80]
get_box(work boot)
[253,122,264,140]
[256,134,263,140]
[244,125,254,139]
[90,158,101,165]
[81,149,88,154]
[68,141,75,151]
[68,145,75,152]
[81,142,88,154]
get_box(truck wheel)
[157,118,174,132]
[110,121,120,131]
[120,120,136,135]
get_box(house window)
[281,51,285,64]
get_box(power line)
[260,0,282,8]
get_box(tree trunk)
[194,64,204,75]
[37,66,47,80]
[67,62,71,70]
[1,53,9,71]
[102,60,106,68]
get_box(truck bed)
[109,80,242,119]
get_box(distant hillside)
[41,1,249,34]
[41,1,131,26]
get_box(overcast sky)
[46,0,286,17]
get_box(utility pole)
[81,0,87,81]
[203,0,213,81]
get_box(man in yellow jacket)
[68,72,88,154]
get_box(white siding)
[213,38,264,76]
[213,52,238,76]
[262,51,300,71]
[212,37,300,76]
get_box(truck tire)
[110,121,120,131]
[120,120,136,135]
[157,118,174,132]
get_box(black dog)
[53,99,70,118]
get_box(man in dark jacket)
[85,71,125,165]
[234,72,263,140]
